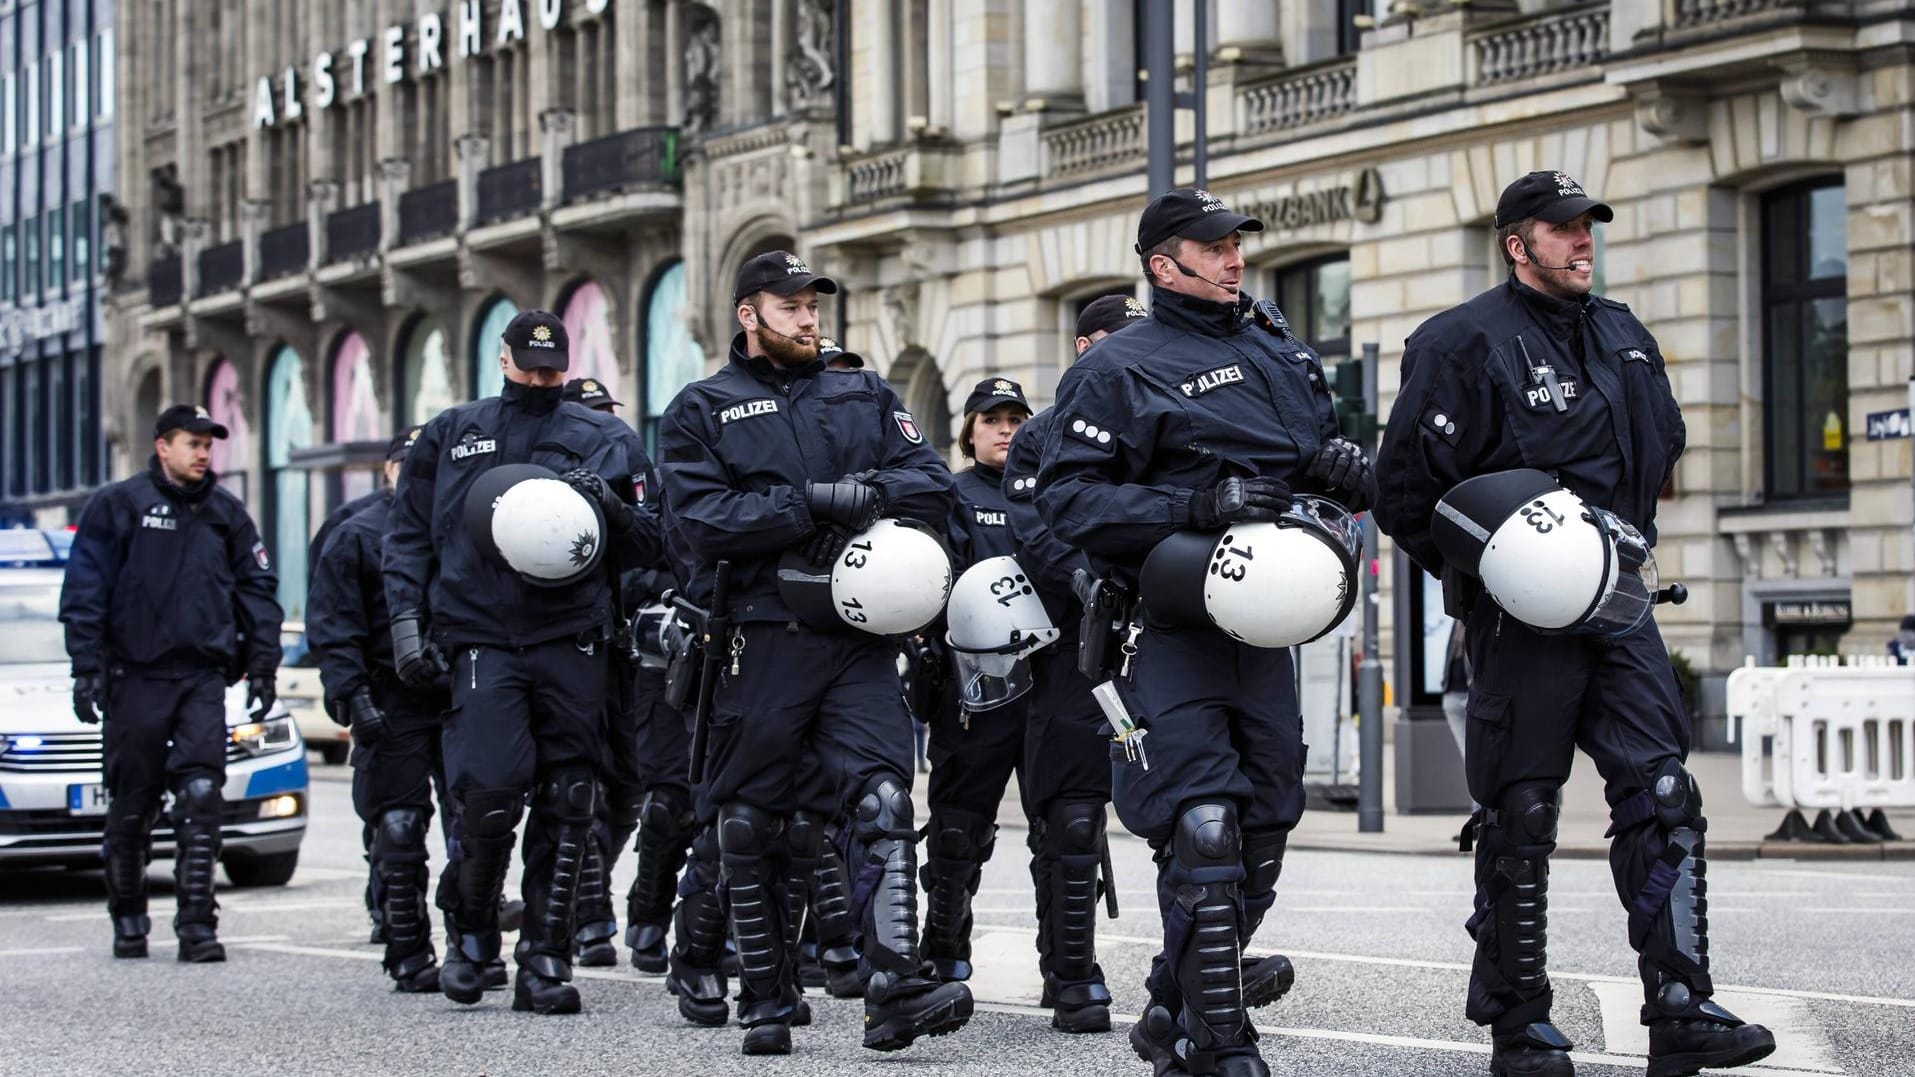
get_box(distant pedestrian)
[1890,614,1915,665]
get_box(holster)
[1441,565,1480,620]
[1073,571,1133,683]
[663,637,701,713]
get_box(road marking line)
[1748,869,1909,883]
[0,946,84,957]
[1795,907,1915,915]
[220,899,366,913]
[1590,981,1842,1073]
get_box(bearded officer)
[59,404,284,962]
[384,311,664,1015]
[308,426,450,992]
[1374,170,1775,1077]
[1038,189,1376,1077]
[658,250,969,1055]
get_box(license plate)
[67,782,109,816]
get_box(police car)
[0,529,309,885]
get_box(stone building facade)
[106,0,1914,733]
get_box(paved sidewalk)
[950,747,1915,862]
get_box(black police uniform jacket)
[383,381,665,649]
[658,334,956,622]
[948,463,1018,571]
[1036,286,1356,582]
[306,488,383,592]
[59,457,284,679]
[1374,275,1685,579]
[308,493,445,714]
[1003,409,1093,626]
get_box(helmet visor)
[953,649,1034,711]
[1285,495,1363,563]
[1577,508,1658,637]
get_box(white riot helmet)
[944,555,1060,711]
[1431,469,1658,637]
[630,601,679,670]
[1139,495,1362,648]
[777,518,954,636]
[463,463,606,588]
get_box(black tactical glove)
[327,698,351,728]
[73,671,106,725]
[805,479,883,532]
[246,672,277,719]
[347,688,389,749]
[1189,476,1293,530]
[800,524,852,568]
[390,611,450,690]
[1307,437,1375,508]
[562,468,633,531]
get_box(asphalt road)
[5,761,1914,1077]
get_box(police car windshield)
[0,581,64,664]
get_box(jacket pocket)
[1462,687,1512,804]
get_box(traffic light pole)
[1357,342,1385,833]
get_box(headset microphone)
[749,309,819,350]
[1520,241,1584,273]
[1170,258,1240,295]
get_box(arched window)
[400,316,457,426]
[204,357,253,499]
[559,279,618,390]
[330,331,385,502]
[642,261,704,449]
[1271,253,1352,361]
[263,345,314,620]
[472,296,519,400]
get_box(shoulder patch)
[1618,346,1653,365]
[1422,404,1459,444]
[894,411,923,444]
[1064,415,1116,453]
[251,541,272,571]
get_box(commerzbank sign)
[254,0,611,129]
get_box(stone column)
[377,158,411,254]
[539,108,576,210]
[240,198,272,286]
[181,217,209,300]
[455,133,491,230]
[1022,0,1082,111]
[926,0,953,131]
[1215,2,1281,64]
[306,179,338,269]
[867,1,899,142]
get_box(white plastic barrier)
[1729,655,1915,813]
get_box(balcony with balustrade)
[552,126,684,234]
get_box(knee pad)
[928,809,996,862]
[1042,801,1106,858]
[1651,760,1704,831]
[535,767,598,824]
[786,810,824,862]
[173,776,222,818]
[854,777,913,842]
[1171,802,1242,884]
[717,802,785,857]
[1241,830,1288,898]
[639,786,692,834]
[376,807,429,854]
[1495,781,1560,855]
[462,787,526,840]
[608,789,646,833]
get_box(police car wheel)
[222,850,299,888]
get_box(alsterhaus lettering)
[254,0,612,129]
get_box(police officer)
[384,311,664,1015]
[308,425,451,993]
[658,250,970,1055]
[993,294,1149,1032]
[1374,171,1775,1077]
[59,404,284,962]
[1038,189,1376,1077]
[557,374,657,970]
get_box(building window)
[1762,179,1848,501]
[1273,254,1352,361]
[2,226,14,302]
[3,74,14,153]
[263,345,314,619]
[52,353,71,490]
[472,296,519,400]
[22,214,38,296]
[642,262,705,451]
[81,346,100,485]
[48,209,64,291]
[330,331,386,504]
[96,30,114,119]
[206,357,254,500]
[1338,0,1373,56]
[48,47,63,136]
[71,39,87,129]
[24,60,37,149]
[559,279,618,389]
[400,316,457,426]
[71,198,90,280]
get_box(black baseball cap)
[502,310,570,371]
[1494,170,1614,228]
[962,377,1032,417]
[155,404,229,440]
[1076,294,1149,338]
[387,426,424,462]
[563,376,622,409]
[1136,187,1264,253]
[818,337,864,369]
[733,250,840,305]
